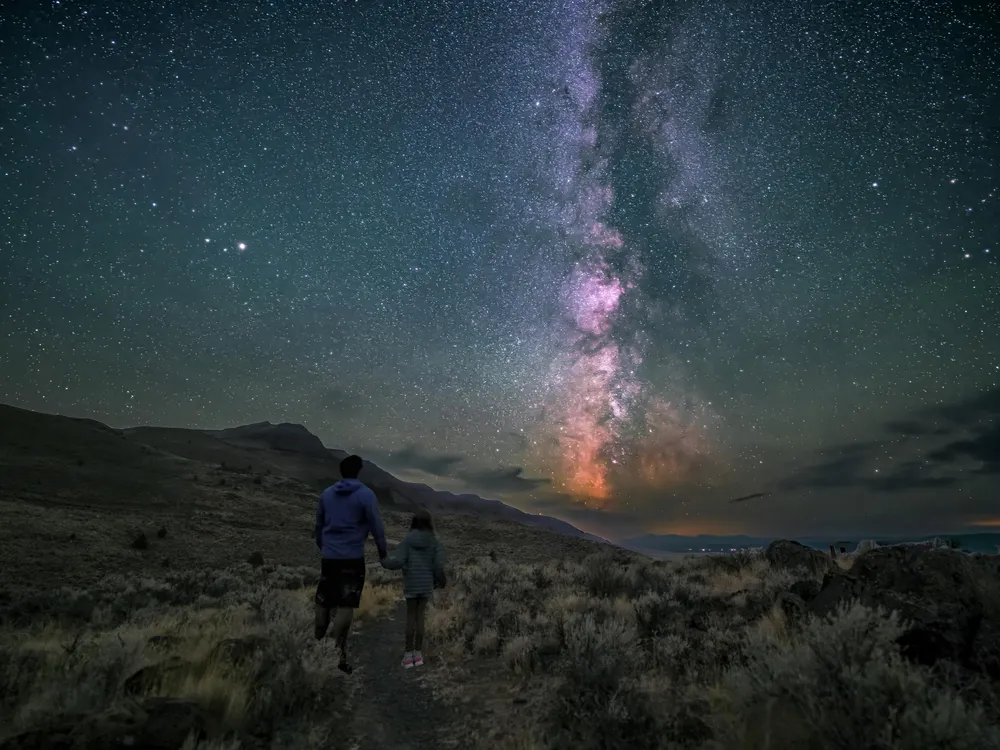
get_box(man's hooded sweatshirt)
[315,479,387,560]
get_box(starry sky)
[2,0,998,540]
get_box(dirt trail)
[345,600,453,750]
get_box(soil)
[343,601,455,750]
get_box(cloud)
[526,493,646,539]
[457,465,551,492]
[925,386,1000,424]
[730,491,769,503]
[773,386,1000,494]
[777,441,884,491]
[359,444,550,494]
[927,424,1000,474]
[360,444,464,477]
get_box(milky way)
[1,0,997,538]
[529,0,716,509]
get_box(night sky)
[2,0,997,540]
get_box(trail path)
[345,600,453,750]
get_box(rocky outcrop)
[764,540,835,577]
[808,545,1000,678]
[0,698,217,750]
[210,634,268,666]
[123,655,194,695]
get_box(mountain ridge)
[1,404,607,545]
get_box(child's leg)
[405,597,418,652]
[414,597,428,652]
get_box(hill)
[2,402,998,749]
[0,403,606,591]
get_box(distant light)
[238,242,247,251]
[204,238,211,243]
[871,182,878,188]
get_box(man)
[314,454,387,674]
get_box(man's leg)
[405,597,417,652]
[314,604,332,640]
[413,597,427,652]
[331,607,354,671]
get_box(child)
[381,508,446,668]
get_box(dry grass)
[424,550,1000,750]
[0,563,402,748]
[356,568,402,621]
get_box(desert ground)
[2,404,999,749]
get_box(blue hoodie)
[314,479,387,560]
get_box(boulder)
[764,540,835,577]
[808,545,1000,676]
[131,699,213,750]
[788,578,821,602]
[775,591,808,621]
[146,634,182,650]
[123,655,194,695]
[210,634,268,666]
[0,730,74,750]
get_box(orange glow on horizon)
[971,518,1000,528]
[649,520,744,537]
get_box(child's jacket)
[382,529,445,598]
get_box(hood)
[333,479,364,495]
[408,529,435,550]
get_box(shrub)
[503,635,540,676]
[710,601,1000,749]
[580,552,630,598]
[247,552,264,567]
[131,533,149,551]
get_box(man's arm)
[314,493,325,551]
[364,488,388,559]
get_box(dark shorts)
[315,557,366,609]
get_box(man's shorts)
[315,557,367,609]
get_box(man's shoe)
[413,651,424,667]
[401,652,414,669]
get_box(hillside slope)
[0,404,607,590]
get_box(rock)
[210,635,268,666]
[764,540,834,576]
[971,619,1000,680]
[0,730,74,750]
[133,698,213,750]
[775,591,808,621]
[146,634,181,650]
[123,655,194,695]
[808,545,1000,676]
[789,578,821,602]
[247,551,264,567]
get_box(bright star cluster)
[1,0,997,538]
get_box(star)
[0,0,996,540]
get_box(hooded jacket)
[315,479,387,560]
[381,529,445,598]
